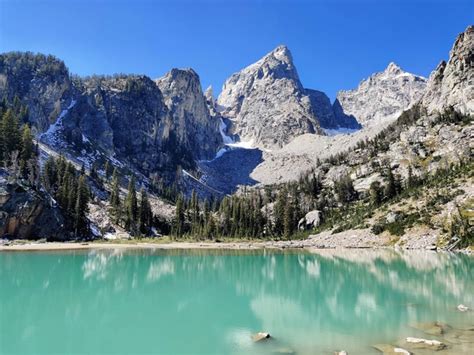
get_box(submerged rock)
[373,344,411,354]
[272,347,295,354]
[252,332,271,342]
[405,337,446,350]
[411,321,450,336]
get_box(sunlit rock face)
[0,52,73,133]
[217,45,323,149]
[155,68,222,161]
[334,62,427,127]
[422,25,474,115]
[0,53,223,180]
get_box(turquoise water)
[0,249,473,354]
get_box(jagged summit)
[267,44,293,63]
[217,44,318,149]
[385,62,402,74]
[334,62,427,127]
[422,25,474,114]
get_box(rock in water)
[372,344,411,354]
[252,332,271,342]
[405,337,446,350]
[411,321,450,335]
[334,62,427,127]
[457,304,470,312]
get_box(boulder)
[385,211,400,224]
[372,344,411,354]
[0,172,67,240]
[457,304,469,312]
[411,321,450,336]
[405,337,446,350]
[252,332,271,342]
[298,210,322,230]
[272,348,295,354]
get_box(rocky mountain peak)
[216,45,319,149]
[385,62,402,74]
[422,25,474,114]
[155,68,201,98]
[155,67,222,160]
[268,44,293,63]
[334,62,427,127]
[204,85,214,101]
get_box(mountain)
[334,62,427,127]
[305,89,360,130]
[217,45,321,149]
[0,52,73,133]
[422,25,474,115]
[0,54,222,180]
[0,26,472,244]
[155,68,222,161]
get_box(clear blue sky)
[0,0,472,100]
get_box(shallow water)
[0,249,473,354]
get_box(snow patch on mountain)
[323,127,360,136]
[40,99,76,146]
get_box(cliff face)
[422,26,474,115]
[0,52,73,132]
[0,170,67,240]
[155,69,222,161]
[305,89,360,130]
[334,62,427,127]
[217,45,322,149]
[0,54,223,179]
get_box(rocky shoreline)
[1,229,471,253]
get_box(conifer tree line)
[108,169,154,236]
[0,96,92,238]
[0,97,39,185]
[42,156,91,237]
[171,108,472,240]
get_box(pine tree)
[283,197,294,239]
[42,156,58,192]
[334,175,357,204]
[406,165,417,190]
[274,188,287,237]
[1,109,21,161]
[109,168,121,223]
[138,188,153,235]
[385,166,400,199]
[0,110,4,166]
[369,181,383,206]
[125,175,138,233]
[190,189,199,234]
[20,124,33,177]
[74,175,90,237]
[104,161,112,180]
[174,193,185,238]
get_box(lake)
[0,248,473,354]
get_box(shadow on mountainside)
[198,148,263,195]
